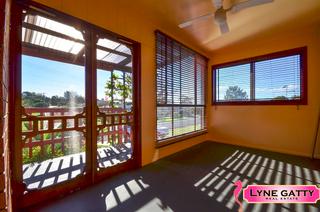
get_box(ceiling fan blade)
[212,0,223,9]
[219,21,230,34]
[231,0,273,13]
[178,13,214,28]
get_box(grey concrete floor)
[30,141,320,212]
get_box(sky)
[22,54,300,103]
[216,55,301,100]
[22,55,111,99]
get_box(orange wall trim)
[212,139,316,159]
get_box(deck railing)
[22,107,133,163]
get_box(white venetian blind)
[255,55,301,101]
[213,48,306,104]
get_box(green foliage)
[22,91,50,107]
[22,145,60,164]
[22,91,85,108]
[273,95,300,100]
[63,91,85,106]
[273,96,288,100]
[224,86,248,100]
[50,95,66,106]
[22,139,86,164]
[105,73,132,108]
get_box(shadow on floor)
[30,141,320,212]
[23,143,132,190]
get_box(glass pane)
[157,107,173,140]
[255,55,301,100]
[216,64,250,101]
[156,32,206,142]
[21,13,86,189]
[196,63,205,105]
[156,35,197,106]
[96,37,133,169]
[195,107,205,130]
[156,33,167,105]
[23,131,85,189]
[173,107,195,136]
[181,48,195,105]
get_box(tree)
[224,86,248,100]
[22,92,50,107]
[105,73,132,108]
[157,90,166,104]
[50,95,59,106]
[180,95,193,117]
[76,95,85,105]
[63,91,85,106]
[273,96,288,100]
[181,95,193,104]
[50,95,66,106]
[22,91,85,108]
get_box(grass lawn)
[168,124,202,137]
[158,117,189,123]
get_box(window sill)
[156,129,208,148]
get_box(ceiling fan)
[178,0,273,34]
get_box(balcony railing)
[22,107,133,164]
[22,107,134,189]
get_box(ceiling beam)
[119,57,132,66]
[22,42,132,73]
[96,44,131,59]
[23,22,84,44]
[22,22,132,60]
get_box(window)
[156,31,207,145]
[212,47,307,105]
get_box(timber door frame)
[9,0,141,210]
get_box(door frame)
[9,1,141,209]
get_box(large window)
[156,31,207,145]
[212,47,307,105]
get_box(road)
[157,117,202,129]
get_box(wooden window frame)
[212,47,308,105]
[155,30,208,148]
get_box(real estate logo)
[233,181,320,212]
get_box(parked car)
[157,126,169,139]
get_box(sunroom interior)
[1,0,320,211]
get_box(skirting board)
[313,154,320,159]
[209,139,320,159]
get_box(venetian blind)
[213,48,306,104]
[156,31,207,142]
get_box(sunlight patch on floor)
[193,150,320,211]
[105,177,150,211]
